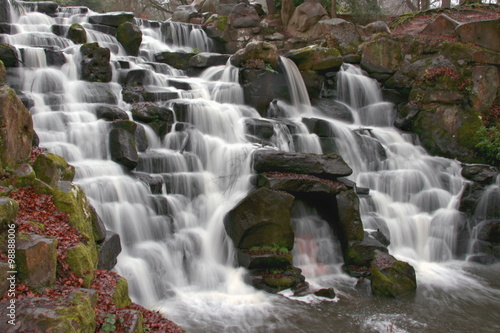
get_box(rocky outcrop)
[80,42,112,83]
[421,14,460,35]
[155,51,197,70]
[0,85,34,171]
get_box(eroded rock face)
[80,42,112,83]
[224,187,295,250]
[0,85,34,171]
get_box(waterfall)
[3,2,500,332]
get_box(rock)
[155,51,196,70]
[16,233,58,288]
[360,37,403,74]
[229,3,260,28]
[286,1,329,40]
[413,105,482,163]
[95,104,129,121]
[80,42,112,83]
[130,103,175,129]
[358,21,391,40]
[172,5,198,23]
[45,48,66,67]
[116,310,144,333]
[240,69,290,115]
[457,18,500,52]
[98,231,122,270]
[109,128,139,170]
[336,190,365,244]
[285,45,342,71]
[257,172,348,194]
[253,150,352,179]
[22,1,59,17]
[65,243,96,288]
[281,0,295,26]
[89,205,106,243]
[0,43,18,67]
[471,66,499,112]
[302,117,335,137]
[345,233,389,268]
[461,164,499,185]
[370,250,417,298]
[237,250,293,270]
[245,118,274,140]
[0,85,34,171]
[0,60,5,83]
[123,69,154,86]
[133,172,163,194]
[12,164,37,187]
[394,103,420,131]
[0,262,10,297]
[477,220,500,244]
[88,12,135,28]
[313,99,354,123]
[135,124,148,152]
[33,152,75,188]
[112,276,132,308]
[117,22,142,56]
[230,41,279,68]
[458,181,484,216]
[189,52,231,67]
[319,18,362,55]
[0,0,12,23]
[224,187,295,250]
[314,287,336,299]
[67,23,87,44]
[421,14,460,36]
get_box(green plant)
[476,125,500,165]
[101,314,117,332]
[249,243,289,254]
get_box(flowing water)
[2,2,500,332]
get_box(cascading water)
[3,2,499,332]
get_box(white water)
[3,2,499,332]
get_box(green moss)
[0,60,5,83]
[112,277,132,308]
[33,152,75,187]
[68,23,87,44]
[215,16,228,31]
[65,243,96,288]
[263,275,295,291]
[457,112,483,150]
[475,126,500,165]
[55,291,97,333]
[0,197,18,227]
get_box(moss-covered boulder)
[0,43,18,67]
[370,250,417,298]
[80,42,112,83]
[319,18,362,55]
[117,22,142,56]
[16,233,58,288]
[0,85,34,171]
[360,37,403,74]
[65,243,96,288]
[336,190,364,244]
[0,196,18,228]
[67,23,87,44]
[33,152,75,188]
[224,187,295,250]
[345,236,388,268]
[230,41,279,69]
[11,163,37,187]
[285,45,342,71]
[112,276,132,308]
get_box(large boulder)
[370,250,417,298]
[16,234,58,288]
[88,12,134,28]
[0,43,18,67]
[80,42,112,83]
[285,45,342,71]
[421,14,460,36]
[252,150,352,179]
[286,0,329,40]
[457,18,500,52]
[67,23,87,44]
[33,152,75,187]
[229,3,260,28]
[0,85,34,171]
[319,18,362,55]
[97,231,122,270]
[155,51,197,70]
[116,22,142,56]
[108,128,139,170]
[224,187,295,250]
[360,37,403,74]
[230,41,279,68]
[281,0,295,26]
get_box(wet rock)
[370,250,417,298]
[345,235,389,267]
[477,219,500,244]
[357,21,391,40]
[117,22,142,56]
[80,42,112,83]
[45,48,66,67]
[244,118,274,140]
[461,164,499,185]
[189,52,231,67]
[313,99,354,123]
[319,18,362,55]
[95,104,129,121]
[231,41,279,69]
[302,117,335,137]
[285,45,342,71]
[33,152,75,187]
[89,205,106,243]
[88,12,134,28]
[22,1,59,17]
[237,249,293,270]
[97,231,122,270]
[224,187,295,250]
[135,124,149,152]
[336,190,365,245]
[133,172,164,194]
[421,14,460,36]
[130,103,175,134]
[0,85,34,171]
[77,82,118,104]
[229,3,260,28]
[457,18,500,51]
[155,51,196,70]
[253,150,352,179]
[286,1,328,40]
[394,103,419,131]
[67,23,87,44]
[314,287,336,299]
[459,181,485,216]
[257,172,348,194]
[468,253,498,265]
[16,233,58,288]
[109,128,139,170]
[0,43,18,67]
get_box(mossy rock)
[116,22,142,56]
[112,277,132,308]
[65,243,97,288]
[285,45,342,71]
[215,16,229,31]
[0,59,6,82]
[263,275,295,291]
[370,250,417,298]
[360,37,403,74]
[13,164,37,187]
[33,152,75,187]
[67,23,87,44]
[0,196,18,228]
